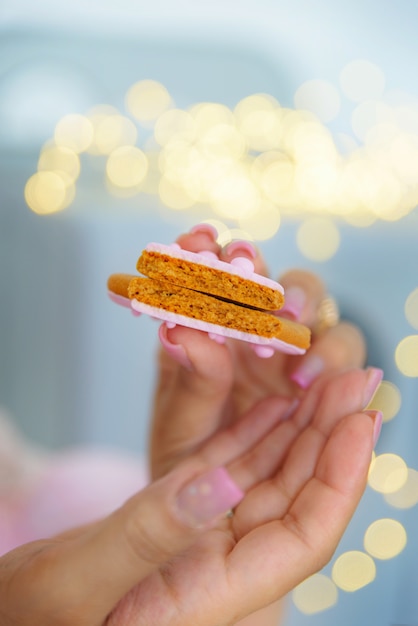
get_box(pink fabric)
[0,447,148,556]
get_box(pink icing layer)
[129,299,306,356]
[144,242,284,295]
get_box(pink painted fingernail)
[158,324,193,371]
[290,354,325,389]
[224,240,257,260]
[364,409,383,447]
[176,467,244,527]
[190,223,218,240]
[363,367,384,407]
[280,286,306,320]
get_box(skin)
[0,228,379,626]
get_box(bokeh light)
[38,143,80,182]
[24,171,75,215]
[364,518,407,560]
[292,574,338,614]
[25,65,418,229]
[405,288,418,329]
[89,113,137,155]
[158,176,196,210]
[331,551,376,591]
[296,218,340,261]
[368,453,409,494]
[238,201,281,240]
[54,114,94,153]
[395,335,418,377]
[366,380,402,423]
[190,102,235,134]
[125,79,172,122]
[154,109,196,146]
[385,468,418,509]
[106,146,148,188]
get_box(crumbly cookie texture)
[137,244,284,311]
[127,277,310,350]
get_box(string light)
[25,61,418,229]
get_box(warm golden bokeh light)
[198,123,246,161]
[125,79,172,122]
[158,176,196,210]
[106,146,148,188]
[234,93,282,152]
[366,380,402,423]
[90,114,137,155]
[238,201,281,240]
[395,335,418,377]
[296,217,341,261]
[54,114,94,153]
[26,66,418,231]
[292,574,338,614]
[190,102,235,134]
[209,169,261,220]
[405,288,418,329]
[216,228,253,247]
[154,109,196,146]
[332,551,376,592]
[25,171,75,215]
[368,453,409,494]
[364,518,407,560]
[38,144,80,181]
[385,468,418,509]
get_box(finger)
[226,410,379,616]
[290,321,367,389]
[220,240,269,277]
[279,268,327,325]
[200,395,299,467]
[3,460,243,624]
[231,367,383,534]
[175,222,221,255]
[151,323,234,477]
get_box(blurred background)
[1,1,418,624]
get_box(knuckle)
[123,502,174,568]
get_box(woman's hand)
[0,225,383,626]
[0,368,381,626]
[150,224,370,480]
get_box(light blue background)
[1,2,417,624]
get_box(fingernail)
[364,409,383,447]
[363,367,384,407]
[290,354,325,389]
[224,240,257,260]
[190,223,218,240]
[280,286,306,320]
[176,467,244,527]
[158,324,193,371]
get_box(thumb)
[16,461,243,622]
